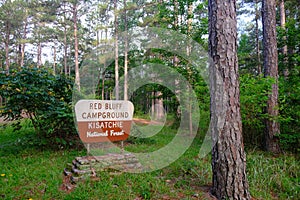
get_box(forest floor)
[0,119,299,199]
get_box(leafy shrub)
[279,66,300,153]
[240,74,274,148]
[0,66,80,148]
[240,73,300,153]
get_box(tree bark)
[155,91,164,120]
[53,46,56,75]
[208,0,251,199]
[174,0,178,30]
[187,1,193,135]
[37,42,42,68]
[102,70,105,100]
[255,0,261,75]
[152,91,155,117]
[124,0,128,101]
[21,16,28,67]
[73,3,80,91]
[5,20,11,73]
[262,0,281,153]
[114,0,119,100]
[279,0,288,78]
[279,0,287,55]
[64,19,68,75]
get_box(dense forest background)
[0,0,299,153]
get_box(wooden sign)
[75,100,134,143]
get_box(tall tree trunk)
[114,0,119,100]
[208,0,251,199]
[152,91,155,117]
[73,3,80,91]
[18,44,22,66]
[187,1,193,34]
[174,0,178,30]
[155,91,164,120]
[279,0,288,78]
[21,17,28,67]
[37,42,42,68]
[255,0,261,75]
[187,1,193,135]
[262,0,281,153]
[124,0,128,101]
[53,46,56,75]
[102,29,108,100]
[279,0,287,55]
[68,45,71,76]
[102,70,105,100]
[173,0,181,118]
[64,21,68,75]
[5,21,10,73]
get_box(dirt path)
[133,118,166,126]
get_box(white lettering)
[110,130,125,136]
[87,121,123,129]
[87,131,108,137]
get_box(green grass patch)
[0,120,299,199]
[247,150,299,200]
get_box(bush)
[279,65,300,153]
[240,73,300,153]
[0,66,79,148]
[240,74,274,148]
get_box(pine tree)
[208,0,251,198]
[262,0,280,153]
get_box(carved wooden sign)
[75,100,134,143]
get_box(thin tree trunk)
[280,0,288,78]
[255,0,261,75]
[21,17,28,67]
[114,0,119,100]
[64,22,68,75]
[68,45,71,76]
[5,21,10,73]
[20,9,28,67]
[102,29,108,100]
[173,0,180,118]
[97,31,99,48]
[124,0,128,101]
[37,42,42,68]
[187,1,193,135]
[155,91,164,120]
[102,70,105,100]
[208,0,251,199]
[18,43,22,66]
[280,0,287,55]
[53,46,56,75]
[152,91,155,117]
[73,3,80,91]
[174,0,178,30]
[262,0,281,153]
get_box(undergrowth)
[0,120,299,199]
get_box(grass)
[247,150,299,200]
[0,120,299,199]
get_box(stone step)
[63,153,144,184]
[72,166,92,175]
[63,168,72,176]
